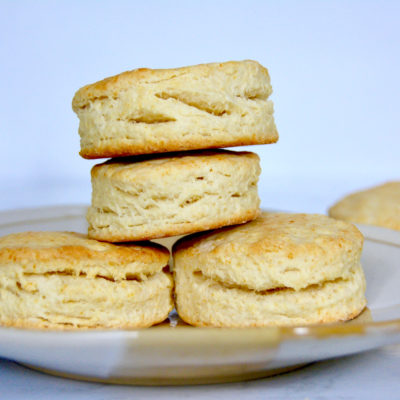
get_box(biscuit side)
[0,269,173,329]
[87,151,261,241]
[174,262,366,327]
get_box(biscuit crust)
[173,212,366,327]
[87,150,261,242]
[329,181,400,230]
[72,60,278,158]
[0,232,173,329]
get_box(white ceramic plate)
[0,205,399,385]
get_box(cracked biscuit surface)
[0,231,173,329]
[72,60,278,158]
[87,149,261,242]
[329,181,400,230]
[173,212,367,327]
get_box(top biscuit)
[72,60,278,158]
[329,181,400,230]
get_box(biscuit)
[87,150,261,242]
[173,212,366,327]
[329,181,400,230]
[72,60,278,158]
[0,231,173,329]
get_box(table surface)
[1,178,399,399]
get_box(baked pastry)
[87,149,261,242]
[329,181,400,230]
[0,231,173,329]
[173,212,366,327]
[72,60,278,158]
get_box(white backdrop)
[1,0,399,213]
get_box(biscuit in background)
[72,60,278,158]
[173,212,366,328]
[329,181,400,231]
[0,231,173,329]
[87,149,261,242]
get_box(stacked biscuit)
[73,61,278,241]
[0,60,367,329]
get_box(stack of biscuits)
[0,60,367,329]
[73,61,278,241]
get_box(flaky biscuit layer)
[174,262,366,327]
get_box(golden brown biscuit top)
[174,212,363,262]
[91,149,260,181]
[72,60,271,111]
[0,231,169,271]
